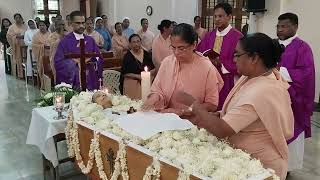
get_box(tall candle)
[141,66,151,101]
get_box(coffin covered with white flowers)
[66,92,276,180]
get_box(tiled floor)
[0,59,86,180]
[0,58,319,180]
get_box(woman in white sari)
[23,19,38,77]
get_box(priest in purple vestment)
[277,13,315,171]
[54,11,103,91]
[196,2,243,110]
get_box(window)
[201,0,248,31]
[33,0,60,21]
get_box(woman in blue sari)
[94,17,112,51]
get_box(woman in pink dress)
[144,23,224,118]
[178,33,294,180]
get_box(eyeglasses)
[170,45,192,52]
[234,52,247,58]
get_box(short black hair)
[194,16,201,23]
[13,13,22,19]
[157,19,172,33]
[278,13,298,26]
[69,11,85,21]
[239,33,284,69]
[141,18,148,25]
[171,23,198,45]
[101,14,107,18]
[214,3,233,15]
[129,34,141,42]
[114,22,121,29]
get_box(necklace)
[258,69,272,78]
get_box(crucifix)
[64,38,101,91]
[105,148,116,173]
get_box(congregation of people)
[0,2,316,180]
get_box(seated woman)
[94,17,112,51]
[120,34,155,100]
[177,33,294,180]
[84,18,104,48]
[143,23,224,116]
[111,22,129,58]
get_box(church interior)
[0,0,319,180]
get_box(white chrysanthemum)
[55,82,72,89]
[172,131,184,140]
[95,118,112,130]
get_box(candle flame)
[144,66,148,72]
[56,96,62,103]
[104,88,109,94]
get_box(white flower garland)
[73,123,95,174]
[143,157,161,180]
[66,112,131,180]
[65,91,278,180]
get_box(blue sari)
[95,28,112,51]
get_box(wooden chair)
[103,70,121,94]
[20,45,28,84]
[42,133,75,180]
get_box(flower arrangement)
[37,83,78,107]
[66,92,278,180]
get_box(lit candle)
[103,88,109,95]
[55,96,62,109]
[141,66,151,101]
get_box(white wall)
[99,0,198,34]
[249,0,319,102]
[60,0,80,18]
[0,0,33,23]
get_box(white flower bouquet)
[37,82,78,107]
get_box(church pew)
[42,45,54,91]
[16,35,25,78]
[101,52,122,71]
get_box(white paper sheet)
[113,111,194,140]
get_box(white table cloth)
[26,106,67,167]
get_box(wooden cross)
[105,148,116,173]
[64,39,101,91]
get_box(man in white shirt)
[137,18,154,52]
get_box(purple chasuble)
[279,37,315,143]
[54,32,103,91]
[197,28,243,109]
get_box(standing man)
[54,11,103,91]
[197,2,243,110]
[137,18,154,52]
[277,12,315,172]
[122,17,134,38]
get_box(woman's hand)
[175,91,196,107]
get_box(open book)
[202,49,221,68]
